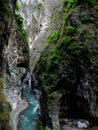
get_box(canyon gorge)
[0,0,98,130]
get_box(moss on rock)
[34,0,98,127]
[0,78,12,130]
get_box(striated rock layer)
[3,20,29,109]
[17,0,61,71]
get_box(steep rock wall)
[0,1,17,129]
[34,1,98,129]
[3,20,29,110]
[0,0,16,75]
[0,0,29,129]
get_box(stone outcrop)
[4,21,29,88]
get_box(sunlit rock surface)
[17,0,61,70]
[3,20,29,108]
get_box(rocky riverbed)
[60,118,98,130]
[3,85,28,130]
[10,99,28,130]
[61,125,98,130]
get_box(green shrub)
[65,26,75,35]
[15,2,21,11]
[48,92,57,99]
[48,30,60,44]
[46,45,62,73]
[62,0,77,8]
[62,0,97,7]
[61,36,73,44]
[95,5,98,10]
[95,22,98,27]
[33,3,43,10]
[15,14,28,45]
[0,78,3,91]
[15,14,24,27]
[48,92,57,106]
[66,43,93,75]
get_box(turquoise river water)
[17,86,98,130]
[18,86,39,130]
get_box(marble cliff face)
[3,21,29,110]
[0,0,29,110]
[17,0,61,70]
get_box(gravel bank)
[10,99,28,130]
